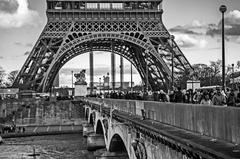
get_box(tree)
[184,60,222,87]
[237,61,240,70]
[0,69,6,87]
[7,70,18,86]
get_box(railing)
[85,97,240,145]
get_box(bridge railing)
[86,97,240,145]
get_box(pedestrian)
[193,91,201,104]
[159,90,168,102]
[168,91,175,102]
[212,88,226,106]
[227,89,237,106]
[200,92,212,105]
[237,91,240,107]
[174,87,183,103]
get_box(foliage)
[0,69,19,88]
[175,59,239,88]
[7,70,18,86]
[0,69,6,87]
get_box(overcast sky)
[0,0,239,85]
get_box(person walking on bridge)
[212,88,226,106]
[174,87,183,103]
[200,92,212,105]
[227,89,237,106]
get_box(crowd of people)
[88,87,240,107]
[0,124,25,134]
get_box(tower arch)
[42,34,171,92]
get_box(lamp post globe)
[219,5,227,13]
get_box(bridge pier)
[87,134,106,151]
[83,124,94,137]
[95,150,128,159]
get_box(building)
[0,88,19,100]
[97,82,134,90]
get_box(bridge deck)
[114,110,240,159]
[89,102,240,159]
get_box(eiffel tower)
[13,0,192,92]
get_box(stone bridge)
[81,98,240,159]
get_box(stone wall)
[91,98,240,145]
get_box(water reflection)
[0,134,94,159]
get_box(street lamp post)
[131,64,133,92]
[107,72,110,94]
[232,63,234,89]
[219,5,227,91]
[99,78,101,94]
[71,70,74,89]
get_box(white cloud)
[170,20,207,35]
[0,0,41,28]
[174,34,207,48]
[224,10,240,26]
[227,10,240,21]
[236,36,240,43]
[190,20,206,28]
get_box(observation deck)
[46,0,163,20]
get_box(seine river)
[0,134,95,159]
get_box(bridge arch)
[96,120,104,135]
[41,33,171,92]
[85,107,89,121]
[109,134,129,157]
[89,113,94,125]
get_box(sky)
[0,0,240,86]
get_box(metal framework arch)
[42,40,149,92]
[42,34,171,92]
[59,32,171,75]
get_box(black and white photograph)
[0,0,240,158]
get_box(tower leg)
[120,56,124,90]
[111,52,115,91]
[90,51,94,95]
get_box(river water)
[0,134,95,159]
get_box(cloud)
[191,20,206,28]
[0,0,18,14]
[174,34,207,48]
[207,10,240,36]
[15,42,33,47]
[25,43,33,47]
[24,51,30,56]
[236,36,240,43]
[0,0,41,28]
[0,56,3,59]
[169,26,200,35]
[170,20,206,35]
[225,10,240,25]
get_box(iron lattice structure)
[13,0,192,92]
